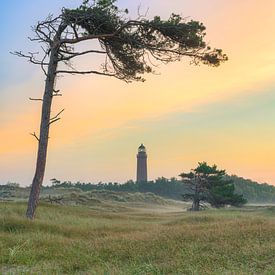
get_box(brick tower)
[136,144,148,182]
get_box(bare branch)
[36,23,51,43]
[40,48,49,76]
[28,36,43,42]
[137,5,149,20]
[34,15,62,44]
[29,97,43,102]
[56,69,117,77]
[60,33,115,44]
[30,132,40,142]
[11,51,49,66]
[50,109,65,121]
[49,118,61,125]
[58,49,106,61]
[71,24,79,39]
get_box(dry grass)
[0,202,274,274]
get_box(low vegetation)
[0,201,274,274]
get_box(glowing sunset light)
[1,0,275,185]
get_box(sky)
[1,0,275,186]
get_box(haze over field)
[1,0,275,185]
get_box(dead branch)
[60,33,114,44]
[56,69,117,77]
[29,97,43,102]
[40,49,49,76]
[48,118,61,126]
[50,109,65,121]
[30,132,40,142]
[10,51,49,66]
[58,49,106,61]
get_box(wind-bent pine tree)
[180,162,247,211]
[12,0,227,219]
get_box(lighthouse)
[136,144,148,182]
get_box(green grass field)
[0,200,274,274]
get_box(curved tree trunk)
[26,47,59,219]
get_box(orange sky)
[1,0,275,185]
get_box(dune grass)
[0,202,274,274]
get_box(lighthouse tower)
[136,144,148,182]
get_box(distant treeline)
[229,175,275,203]
[49,176,275,203]
[50,177,188,200]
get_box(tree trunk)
[192,199,200,211]
[26,47,59,219]
[192,185,200,211]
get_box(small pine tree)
[180,162,247,211]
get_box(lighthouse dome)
[138,144,146,152]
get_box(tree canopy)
[60,0,227,82]
[15,0,228,82]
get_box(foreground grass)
[0,202,274,274]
